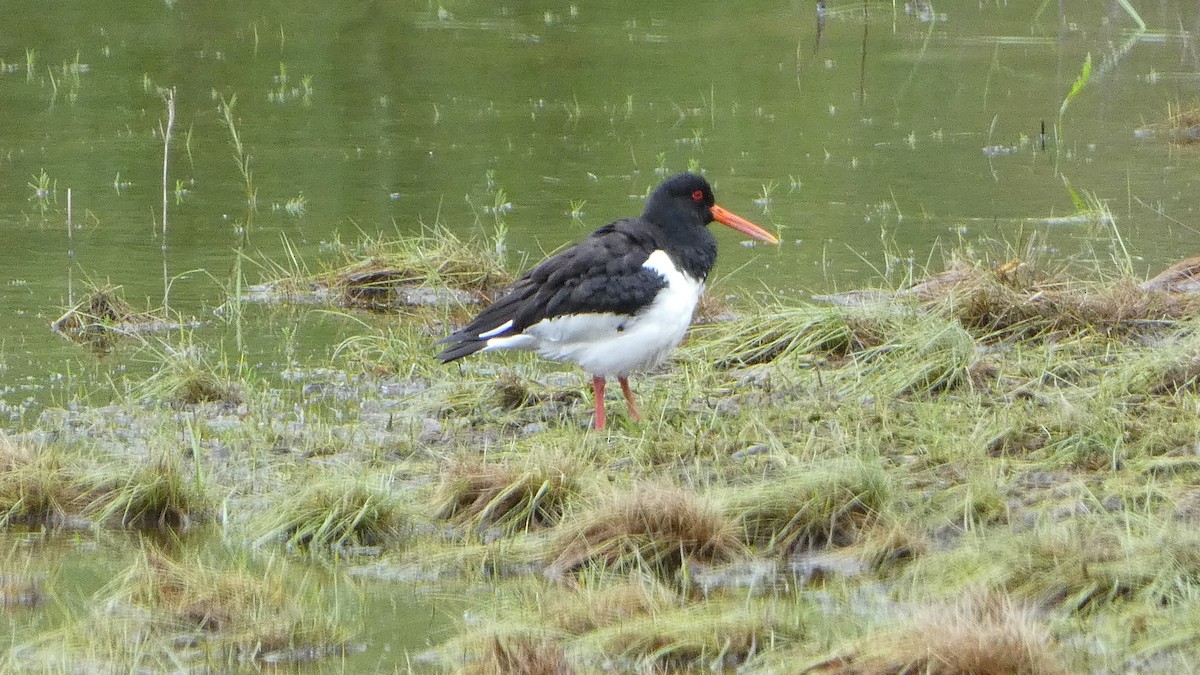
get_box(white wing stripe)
[477,319,515,339]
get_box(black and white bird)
[436,173,779,430]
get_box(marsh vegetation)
[9,223,1200,670]
[4,1,1200,672]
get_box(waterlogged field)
[3,0,1200,672]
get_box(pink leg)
[592,376,607,430]
[618,377,641,422]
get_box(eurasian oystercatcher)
[436,173,779,430]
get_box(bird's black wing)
[436,220,666,362]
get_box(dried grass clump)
[549,484,741,578]
[846,591,1064,675]
[812,256,1200,344]
[724,459,892,554]
[324,226,511,310]
[465,636,573,675]
[51,285,167,346]
[433,457,583,534]
[1141,255,1200,293]
[0,438,209,532]
[580,597,795,671]
[904,520,1200,612]
[945,275,1199,341]
[547,576,680,634]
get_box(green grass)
[722,458,893,554]
[132,339,245,407]
[0,437,208,532]
[253,474,407,554]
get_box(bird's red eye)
[691,190,704,202]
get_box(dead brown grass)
[465,636,573,675]
[724,460,892,555]
[1141,256,1200,293]
[0,573,44,608]
[548,484,741,578]
[933,269,1199,341]
[1165,103,1200,144]
[329,260,489,311]
[842,591,1065,675]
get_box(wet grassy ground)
[6,226,1200,673]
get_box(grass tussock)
[0,437,209,532]
[903,519,1200,612]
[433,456,584,534]
[545,575,681,635]
[946,273,1199,341]
[86,455,209,531]
[549,483,741,578]
[0,437,89,527]
[465,636,573,675]
[712,258,1200,374]
[251,226,513,311]
[845,590,1064,675]
[579,596,802,671]
[1140,255,1200,293]
[255,476,406,553]
[723,459,892,554]
[134,342,244,406]
[34,550,355,662]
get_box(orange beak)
[711,204,779,244]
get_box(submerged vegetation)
[50,284,179,348]
[12,226,1200,671]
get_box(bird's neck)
[657,224,717,281]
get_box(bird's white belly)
[483,250,704,377]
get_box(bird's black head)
[643,173,716,229]
[643,173,778,246]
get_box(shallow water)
[2,0,1200,668]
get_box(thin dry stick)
[160,86,176,308]
[66,187,73,306]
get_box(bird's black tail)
[435,336,486,363]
